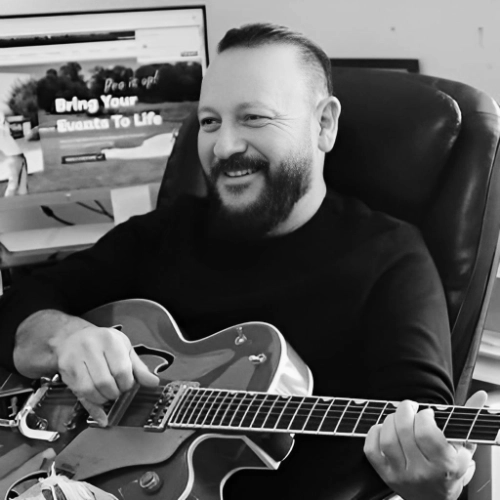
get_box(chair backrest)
[158,69,500,403]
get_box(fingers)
[58,352,109,406]
[378,412,406,467]
[391,400,425,468]
[79,397,108,427]
[56,326,160,425]
[413,408,451,462]
[103,330,136,393]
[364,423,389,477]
[130,349,160,387]
[365,398,479,500]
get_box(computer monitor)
[0,6,208,214]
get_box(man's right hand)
[53,325,159,426]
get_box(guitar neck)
[166,388,500,445]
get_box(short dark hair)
[217,23,334,97]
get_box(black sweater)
[0,190,453,498]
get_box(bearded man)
[0,23,483,500]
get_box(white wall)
[5,0,500,100]
[1,0,500,233]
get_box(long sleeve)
[0,208,169,372]
[358,224,454,405]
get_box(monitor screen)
[0,6,207,208]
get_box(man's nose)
[213,124,247,160]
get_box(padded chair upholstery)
[158,69,500,497]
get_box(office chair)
[157,68,500,499]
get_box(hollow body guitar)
[3,298,500,500]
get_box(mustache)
[210,154,269,178]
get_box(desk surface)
[0,223,114,268]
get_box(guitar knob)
[139,471,163,494]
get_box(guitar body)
[47,299,313,500]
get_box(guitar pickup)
[87,383,140,427]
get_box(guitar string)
[168,392,500,435]
[173,390,498,422]
[39,388,500,435]
[41,390,500,431]
[41,387,499,428]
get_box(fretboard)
[167,388,500,444]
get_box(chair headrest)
[325,68,461,224]
[159,69,461,226]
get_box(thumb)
[462,459,476,486]
[130,349,160,387]
[465,390,488,408]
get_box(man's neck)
[268,181,327,237]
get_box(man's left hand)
[364,390,488,500]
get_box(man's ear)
[316,96,341,153]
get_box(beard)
[204,152,312,241]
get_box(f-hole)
[133,344,174,374]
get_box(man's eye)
[199,118,220,130]
[244,115,269,126]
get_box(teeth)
[225,169,255,177]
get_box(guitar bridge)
[144,381,199,432]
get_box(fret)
[220,392,244,427]
[228,393,252,428]
[171,388,199,425]
[270,396,293,430]
[337,400,366,434]
[352,401,369,434]
[353,401,389,435]
[302,398,332,432]
[248,394,271,429]
[376,402,390,425]
[465,408,482,442]
[239,393,262,428]
[316,398,337,434]
[301,397,322,432]
[440,407,482,440]
[436,406,454,435]
[261,394,282,429]
[467,409,500,443]
[194,389,217,426]
[380,402,396,424]
[288,397,310,431]
[186,388,210,426]
[196,390,223,425]
[319,398,350,434]
[275,396,303,430]
[333,400,352,434]
[204,391,229,426]
[209,391,233,427]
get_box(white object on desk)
[110,185,153,225]
[474,332,500,385]
[469,394,500,500]
[0,222,114,252]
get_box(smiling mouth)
[224,168,259,178]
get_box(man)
[0,111,28,197]
[0,23,485,500]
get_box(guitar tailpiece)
[15,385,60,441]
